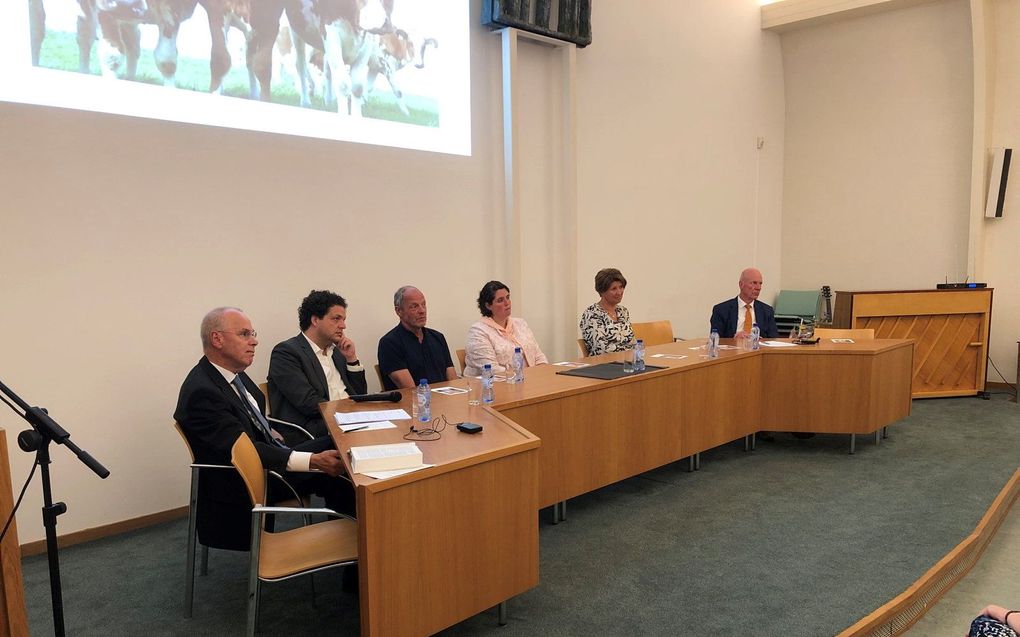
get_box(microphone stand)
[0,379,109,637]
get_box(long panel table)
[321,337,914,636]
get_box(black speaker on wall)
[985,147,1012,218]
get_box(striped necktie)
[231,375,286,448]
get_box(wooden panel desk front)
[320,393,539,637]
[495,339,913,508]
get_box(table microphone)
[349,391,402,403]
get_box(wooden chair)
[173,423,308,619]
[814,328,875,340]
[631,320,675,346]
[258,382,271,416]
[373,364,386,389]
[231,433,359,637]
[456,349,467,375]
[577,338,590,357]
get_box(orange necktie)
[743,304,753,333]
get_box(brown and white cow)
[247,0,395,109]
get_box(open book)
[349,442,424,474]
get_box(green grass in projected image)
[37,29,439,128]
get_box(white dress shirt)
[735,296,757,333]
[302,333,351,401]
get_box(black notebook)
[555,361,666,380]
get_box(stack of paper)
[349,442,423,474]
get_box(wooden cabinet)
[833,289,993,398]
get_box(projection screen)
[1,0,471,155]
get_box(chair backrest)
[631,320,674,346]
[456,349,467,374]
[258,381,271,416]
[230,434,266,507]
[577,338,590,357]
[814,328,875,340]
[172,421,196,463]
[774,290,820,318]
[373,363,386,390]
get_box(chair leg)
[247,517,263,637]
[184,468,199,618]
[497,600,508,626]
[849,433,856,455]
[200,545,209,576]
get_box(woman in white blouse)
[463,280,548,377]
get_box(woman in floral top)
[579,268,635,356]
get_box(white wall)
[780,0,974,291]
[575,0,786,339]
[0,2,785,543]
[981,0,1020,381]
[780,0,1020,382]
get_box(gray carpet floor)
[20,395,1020,636]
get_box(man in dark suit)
[174,306,354,550]
[710,267,779,338]
[268,290,368,438]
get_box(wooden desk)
[832,288,992,398]
[321,394,540,637]
[319,337,913,635]
[0,429,29,637]
[497,339,913,507]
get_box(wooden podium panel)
[323,394,539,637]
[499,371,685,508]
[761,342,914,432]
[833,289,992,398]
[0,430,28,637]
[679,355,761,455]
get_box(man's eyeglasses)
[215,329,258,339]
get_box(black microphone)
[349,391,402,403]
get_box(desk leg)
[875,430,881,445]
[883,426,889,439]
[849,434,856,455]
[497,601,508,626]
[551,501,568,524]
[695,453,701,471]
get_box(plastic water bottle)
[508,347,525,384]
[708,329,720,359]
[750,323,761,351]
[634,339,646,371]
[482,364,495,404]
[416,378,431,422]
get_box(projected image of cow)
[28,0,440,126]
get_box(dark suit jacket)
[174,356,293,550]
[710,298,779,338]
[267,334,368,437]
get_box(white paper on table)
[760,340,797,348]
[334,409,411,425]
[650,354,688,360]
[554,361,590,367]
[830,338,855,344]
[432,386,467,395]
[339,421,397,433]
[361,464,435,480]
